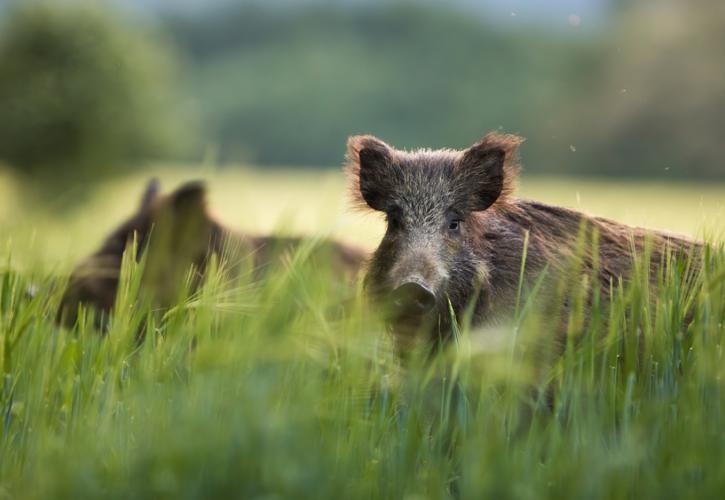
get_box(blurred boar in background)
[58,179,366,328]
[346,133,701,348]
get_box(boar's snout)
[391,281,436,316]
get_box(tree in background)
[163,4,550,167]
[546,0,725,179]
[611,0,725,179]
[162,1,724,180]
[0,1,196,190]
[2,1,720,182]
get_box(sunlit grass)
[0,168,724,498]
[1,166,724,268]
[0,227,723,498]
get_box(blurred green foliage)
[0,231,723,498]
[165,4,559,166]
[0,1,722,181]
[557,0,725,179]
[0,1,194,185]
[162,1,724,179]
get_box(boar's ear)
[457,133,523,211]
[458,145,505,211]
[346,135,395,212]
[139,177,160,211]
[170,181,207,219]
[153,181,211,248]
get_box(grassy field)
[1,167,724,268]
[0,168,724,498]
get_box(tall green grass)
[0,235,724,499]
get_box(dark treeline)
[161,1,725,179]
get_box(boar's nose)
[391,282,436,314]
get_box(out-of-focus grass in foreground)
[0,170,724,498]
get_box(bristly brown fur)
[346,131,703,350]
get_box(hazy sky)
[0,0,610,32]
[113,0,610,29]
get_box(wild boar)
[58,179,367,328]
[345,133,701,347]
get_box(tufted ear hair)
[456,133,523,212]
[345,135,396,212]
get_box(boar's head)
[347,133,522,345]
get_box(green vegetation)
[0,2,193,186]
[0,175,724,498]
[161,0,725,179]
[1,1,722,184]
[0,0,723,493]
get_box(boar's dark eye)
[446,211,462,233]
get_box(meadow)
[0,168,724,499]
[1,167,723,267]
